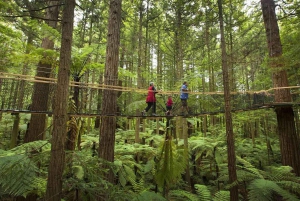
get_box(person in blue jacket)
[180,81,189,114]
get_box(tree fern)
[277,181,300,195]
[264,166,299,182]
[0,151,46,197]
[212,190,230,201]
[63,151,111,200]
[169,189,199,201]
[194,184,211,200]
[155,138,187,189]
[9,140,50,154]
[248,179,299,201]
[133,190,167,201]
[218,156,265,188]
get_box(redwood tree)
[45,0,75,200]
[98,0,122,186]
[217,0,239,200]
[25,0,60,143]
[261,0,300,176]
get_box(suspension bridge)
[1,72,300,118]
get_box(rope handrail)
[1,71,300,95]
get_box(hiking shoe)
[141,111,146,116]
[152,113,157,116]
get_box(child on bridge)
[166,95,173,116]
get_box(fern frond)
[133,190,167,201]
[9,140,50,154]
[264,166,298,182]
[236,156,264,178]
[277,181,300,194]
[155,139,187,188]
[194,184,211,200]
[212,190,230,201]
[169,189,198,201]
[0,153,45,197]
[67,117,78,136]
[248,179,299,201]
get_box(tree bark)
[175,2,184,80]
[137,0,143,88]
[12,34,33,148]
[217,0,239,200]
[26,0,59,143]
[98,0,122,190]
[45,0,75,200]
[261,0,300,176]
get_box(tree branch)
[22,4,64,12]
[1,15,61,21]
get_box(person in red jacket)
[142,82,158,116]
[165,95,173,116]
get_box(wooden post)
[128,119,132,130]
[143,119,146,132]
[135,117,140,143]
[183,118,191,189]
[171,118,176,139]
[176,116,183,139]
[203,115,207,137]
[156,119,159,134]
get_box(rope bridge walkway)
[1,72,300,118]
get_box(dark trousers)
[145,102,156,113]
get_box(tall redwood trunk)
[261,0,300,176]
[11,34,33,149]
[98,0,122,191]
[45,0,75,200]
[25,0,59,142]
[217,0,239,200]
[137,0,143,88]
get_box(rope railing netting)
[1,72,300,117]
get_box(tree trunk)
[261,0,300,176]
[157,25,162,87]
[183,118,191,190]
[95,73,103,128]
[45,0,75,200]
[175,3,183,80]
[217,0,239,200]
[135,118,140,143]
[12,34,33,147]
[26,0,59,143]
[137,0,143,88]
[98,0,122,192]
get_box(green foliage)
[155,139,187,189]
[248,179,299,201]
[0,142,49,197]
[169,184,211,201]
[212,190,230,201]
[194,184,212,200]
[63,151,111,200]
[169,189,199,201]
[133,190,166,201]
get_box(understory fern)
[0,148,46,197]
[133,191,167,201]
[212,190,230,201]
[155,138,187,189]
[248,179,299,201]
[169,189,199,201]
[194,184,212,200]
[169,184,211,201]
